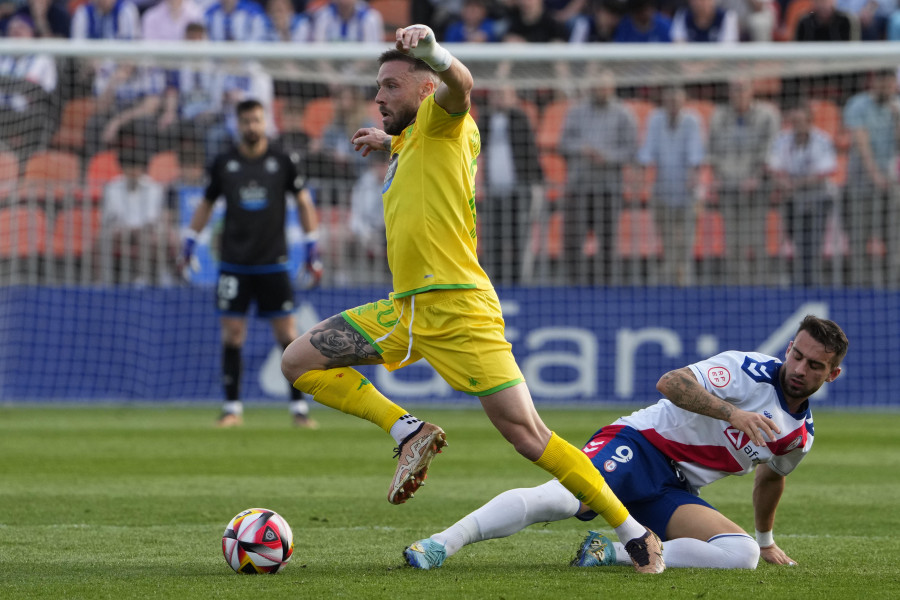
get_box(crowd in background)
[1,0,899,289]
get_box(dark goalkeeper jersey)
[204,144,305,272]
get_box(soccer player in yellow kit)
[280,24,664,573]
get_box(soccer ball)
[222,508,294,574]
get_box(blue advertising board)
[0,285,895,408]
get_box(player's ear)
[825,366,842,383]
[785,340,793,359]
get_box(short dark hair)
[185,22,206,36]
[796,315,849,368]
[235,99,264,117]
[378,49,438,77]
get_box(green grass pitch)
[1,405,899,599]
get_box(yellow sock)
[293,368,408,434]
[534,432,630,528]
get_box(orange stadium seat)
[51,98,96,151]
[616,207,663,259]
[624,98,655,143]
[537,99,571,152]
[85,151,122,202]
[148,151,180,185]
[539,152,566,203]
[684,99,716,135]
[766,207,793,258]
[0,205,47,258]
[22,150,81,204]
[0,150,19,200]
[51,206,103,259]
[777,0,814,41]
[300,97,335,140]
[693,209,726,259]
[370,0,409,39]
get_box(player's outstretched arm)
[753,463,797,566]
[657,367,780,447]
[395,24,473,116]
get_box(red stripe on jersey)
[640,428,744,473]
[766,423,808,455]
[581,424,626,458]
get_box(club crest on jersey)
[785,435,802,451]
[265,157,279,173]
[707,366,731,387]
[226,160,240,172]
[603,460,617,472]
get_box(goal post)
[0,39,897,407]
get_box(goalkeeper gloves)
[178,230,200,281]
[298,232,323,290]
[404,25,453,72]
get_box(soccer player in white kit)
[403,315,847,570]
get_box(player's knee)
[709,534,760,569]
[280,340,306,382]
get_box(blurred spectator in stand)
[99,137,178,286]
[444,0,500,42]
[794,0,861,40]
[613,0,672,42]
[843,69,900,287]
[503,0,570,41]
[309,85,374,184]
[411,0,463,39]
[478,84,543,285]
[347,151,390,284]
[569,0,627,42]
[708,78,780,285]
[158,22,229,164]
[142,0,203,41]
[560,67,637,285]
[720,0,776,40]
[1,0,70,37]
[264,0,311,41]
[310,0,384,42]
[836,0,891,40]
[85,60,168,159]
[546,0,587,27]
[205,0,267,41]
[0,14,57,157]
[71,0,141,40]
[637,85,705,286]
[670,0,740,42]
[767,99,837,288]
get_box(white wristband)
[407,25,453,72]
[304,230,319,242]
[755,529,774,547]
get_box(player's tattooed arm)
[658,367,780,445]
[657,367,735,421]
[308,315,383,368]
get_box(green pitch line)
[0,407,898,600]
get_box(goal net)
[0,40,896,408]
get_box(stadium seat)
[0,150,19,201]
[0,205,48,258]
[300,97,335,141]
[616,207,663,259]
[809,99,850,150]
[51,206,102,259]
[693,209,726,259]
[85,151,122,202]
[22,150,81,204]
[537,99,571,152]
[684,99,716,135]
[766,207,793,258]
[776,0,814,41]
[539,152,566,203]
[623,98,655,143]
[51,97,96,152]
[369,0,409,40]
[148,151,180,185]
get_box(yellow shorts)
[341,288,524,396]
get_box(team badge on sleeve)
[707,366,731,387]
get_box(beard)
[242,131,262,146]
[383,105,417,136]
[781,372,821,401]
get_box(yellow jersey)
[383,94,492,298]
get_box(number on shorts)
[217,275,239,301]
[612,445,633,464]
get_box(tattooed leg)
[308,315,384,368]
